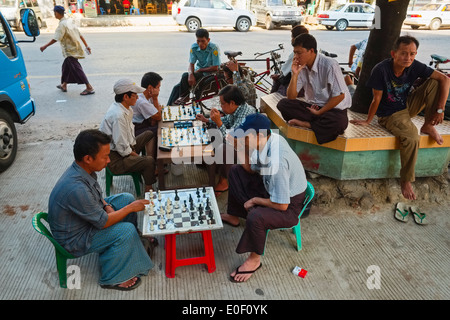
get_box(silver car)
[317,2,375,31]
[404,2,450,30]
[173,0,256,32]
[0,0,44,30]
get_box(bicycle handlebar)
[254,43,284,58]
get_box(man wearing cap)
[222,113,308,283]
[40,6,94,96]
[100,79,156,192]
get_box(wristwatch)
[437,109,444,114]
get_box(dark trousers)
[227,165,306,255]
[277,98,349,144]
[107,131,156,186]
[167,72,204,105]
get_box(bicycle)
[319,49,359,85]
[184,44,285,114]
[429,53,450,120]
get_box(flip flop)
[56,85,67,92]
[394,202,409,223]
[410,206,428,225]
[229,263,262,283]
[80,89,95,95]
[100,277,141,291]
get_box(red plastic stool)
[165,230,216,278]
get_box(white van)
[0,0,44,30]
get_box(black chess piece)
[175,190,179,201]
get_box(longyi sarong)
[86,193,154,286]
[61,56,89,85]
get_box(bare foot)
[401,181,416,200]
[230,253,261,282]
[288,119,311,129]
[421,124,443,145]
[220,212,239,226]
[118,277,138,289]
[215,177,228,192]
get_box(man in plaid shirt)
[223,60,257,108]
[196,85,256,194]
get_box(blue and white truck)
[0,8,39,172]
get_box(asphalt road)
[13,27,450,143]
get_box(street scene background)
[0,19,449,302]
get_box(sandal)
[229,263,262,283]
[410,206,428,225]
[394,202,409,223]
[100,277,141,291]
[80,89,95,95]
[56,85,67,92]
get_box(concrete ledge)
[261,92,450,152]
[261,93,450,180]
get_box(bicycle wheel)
[193,74,227,114]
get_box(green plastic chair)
[105,166,142,197]
[32,212,76,288]
[263,182,315,254]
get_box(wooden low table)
[156,121,216,190]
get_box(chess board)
[160,125,210,147]
[162,105,202,122]
[142,187,223,236]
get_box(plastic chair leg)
[131,174,142,197]
[105,170,112,197]
[55,251,69,288]
[293,222,302,251]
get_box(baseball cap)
[230,113,271,138]
[113,79,146,95]
[54,5,65,14]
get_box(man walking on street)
[40,5,95,95]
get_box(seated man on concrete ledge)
[276,33,351,144]
[48,129,154,291]
[221,114,307,283]
[350,35,450,200]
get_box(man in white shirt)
[100,79,156,192]
[277,33,351,144]
[132,72,163,158]
[39,6,94,96]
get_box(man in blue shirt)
[351,36,450,201]
[167,28,221,105]
[48,129,154,290]
[221,114,308,283]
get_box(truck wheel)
[265,16,274,30]
[0,109,18,173]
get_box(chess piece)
[158,190,162,201]
[150,221,154,231]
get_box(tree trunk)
[350,0,410,114]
